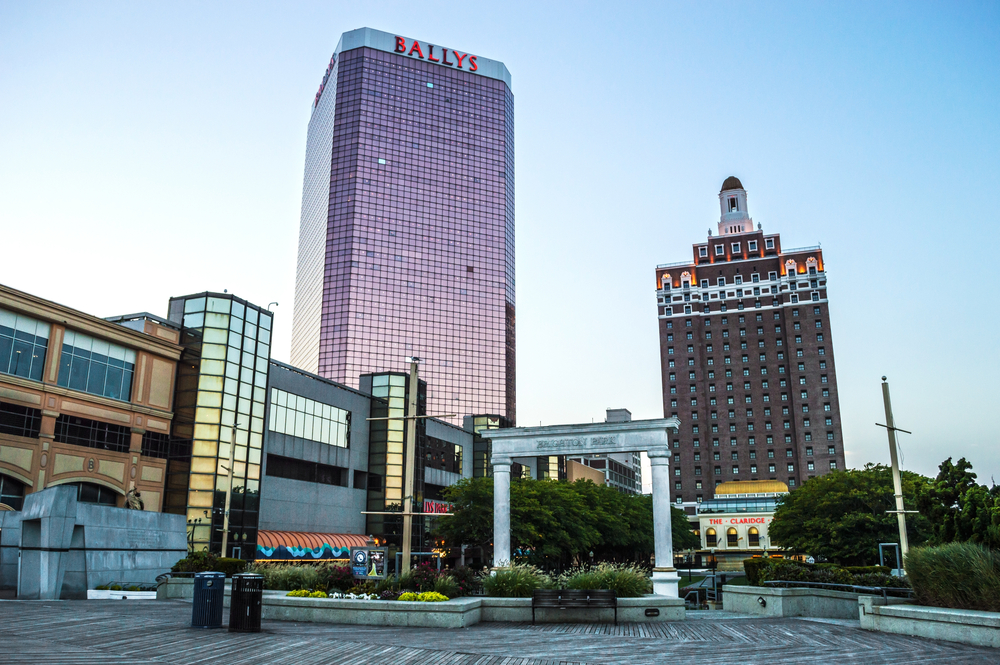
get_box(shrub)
[347,581,377,596]
[215,557,248,577]
[249,563,320,591]
[448,566,483,597]
[906,543,1000,611]
[286,589,328,598]
[560,563,651,598]
[743,558,769,586]
[481,563,552,598]
[398,592,419,601]
[417,591,449,602]
[396,570,416,591]
[317,561,355,592]
[379,589,401,600]
[171,551,218,574]
[410,562,441,592]
[433,575,460,598]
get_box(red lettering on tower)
[409,41,424,59]
[469,55,478,72]
[442,49,454,66]
[453,51,467,68]
[427,45,440,62]
[394,36,406,53]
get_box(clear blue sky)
[1,1,997,487]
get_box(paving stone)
[0,599,996,664]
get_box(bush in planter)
[559,563,651,598]
[480,563,552,597]
[906,542,1000,611]
[417,591,449,602]
[398,592,419,601]
[743,558,769,586]
[448,566,482,597]
[171,551,247,576]
[433,575,460,598]
[317,561,355,592]
[410,562,440,592]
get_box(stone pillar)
[491,455,512,569]
[648,446,679,597]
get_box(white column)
[492,455,512,569]
[648,446,680,597]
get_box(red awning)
[256,530,371,551]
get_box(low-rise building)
[694,479,788,570]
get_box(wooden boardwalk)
[0,599,996,664]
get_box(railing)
[656,260,695,269]
[762,580,913,602]
[780,245,821,254]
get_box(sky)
[1,1,998,489]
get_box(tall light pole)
[221,423,241,557]
[400,357,420,576]
[877,377,915,563]
[361,358,456,576]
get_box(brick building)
[654,177,846,509]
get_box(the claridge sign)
[394,37,479,71]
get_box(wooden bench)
[531,589,617,624]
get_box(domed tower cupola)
[718,176,753,236]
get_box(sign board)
[351,547,387,580]
[422,499,453,514]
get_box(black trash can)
[191,572,225,628]
[229,573,264,633]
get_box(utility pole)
[401,356,420,576]
[221,423,240,557]
[878,377,915,563]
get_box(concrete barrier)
[723,585,909,619]
[860,595,1000,648]
[156,580,685,627]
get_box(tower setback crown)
[718,176,752,236]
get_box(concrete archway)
[482,417,682,596]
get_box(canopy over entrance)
[482,417,682,596]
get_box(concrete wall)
[860,595,1000,648]
[15,485,186,599]
[0,510,22,589]
[724,585,910,619]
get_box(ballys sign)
[395,37,478,72]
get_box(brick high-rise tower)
[655,177,846,507]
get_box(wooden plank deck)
[0,599,995,664]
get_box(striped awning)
[257,531,371,551]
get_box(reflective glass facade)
[164,294,272,556]
[268,388,350,448]
[0,308,49,382]
[292,28,515,425]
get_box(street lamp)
[221,422,242,558]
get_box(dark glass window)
[0,309,49,382]
[141,431,170,460]
[56,331,135,402]
[54,415,131,453]
[265,453,347,487]
[0,401,42,438]
[71,481,119,505]
[0,473,26,510]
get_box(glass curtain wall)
[164,294,271,557]
[365,372,427,552]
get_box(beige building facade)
[694,480,788,570]
[0,284,181,512]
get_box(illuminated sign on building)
[423,499,453,514]
[394,37,478,71]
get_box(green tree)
[918,457,1000,548]
[768,464,932,565]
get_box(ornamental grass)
[558,562,652,597]
[906,542,1000,611]
[480,563,553,597]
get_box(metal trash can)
[191,572,225,628]
[228,573,264,633]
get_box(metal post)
[881,378,909,558]
[401,358,420,575]
[221,424,239,557]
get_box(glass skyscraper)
[291,28,515,424]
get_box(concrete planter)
[480,595,684,623]
[87,589,158,600]
[723,585,909,620]
[860,595,1000,648]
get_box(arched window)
[706,528,717,547]
[661,273,672,290]
[65,482,119,506]
[727,527,739,547]
[0,473,26,511]
[784,259,797,276]
[749,527,760,547]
